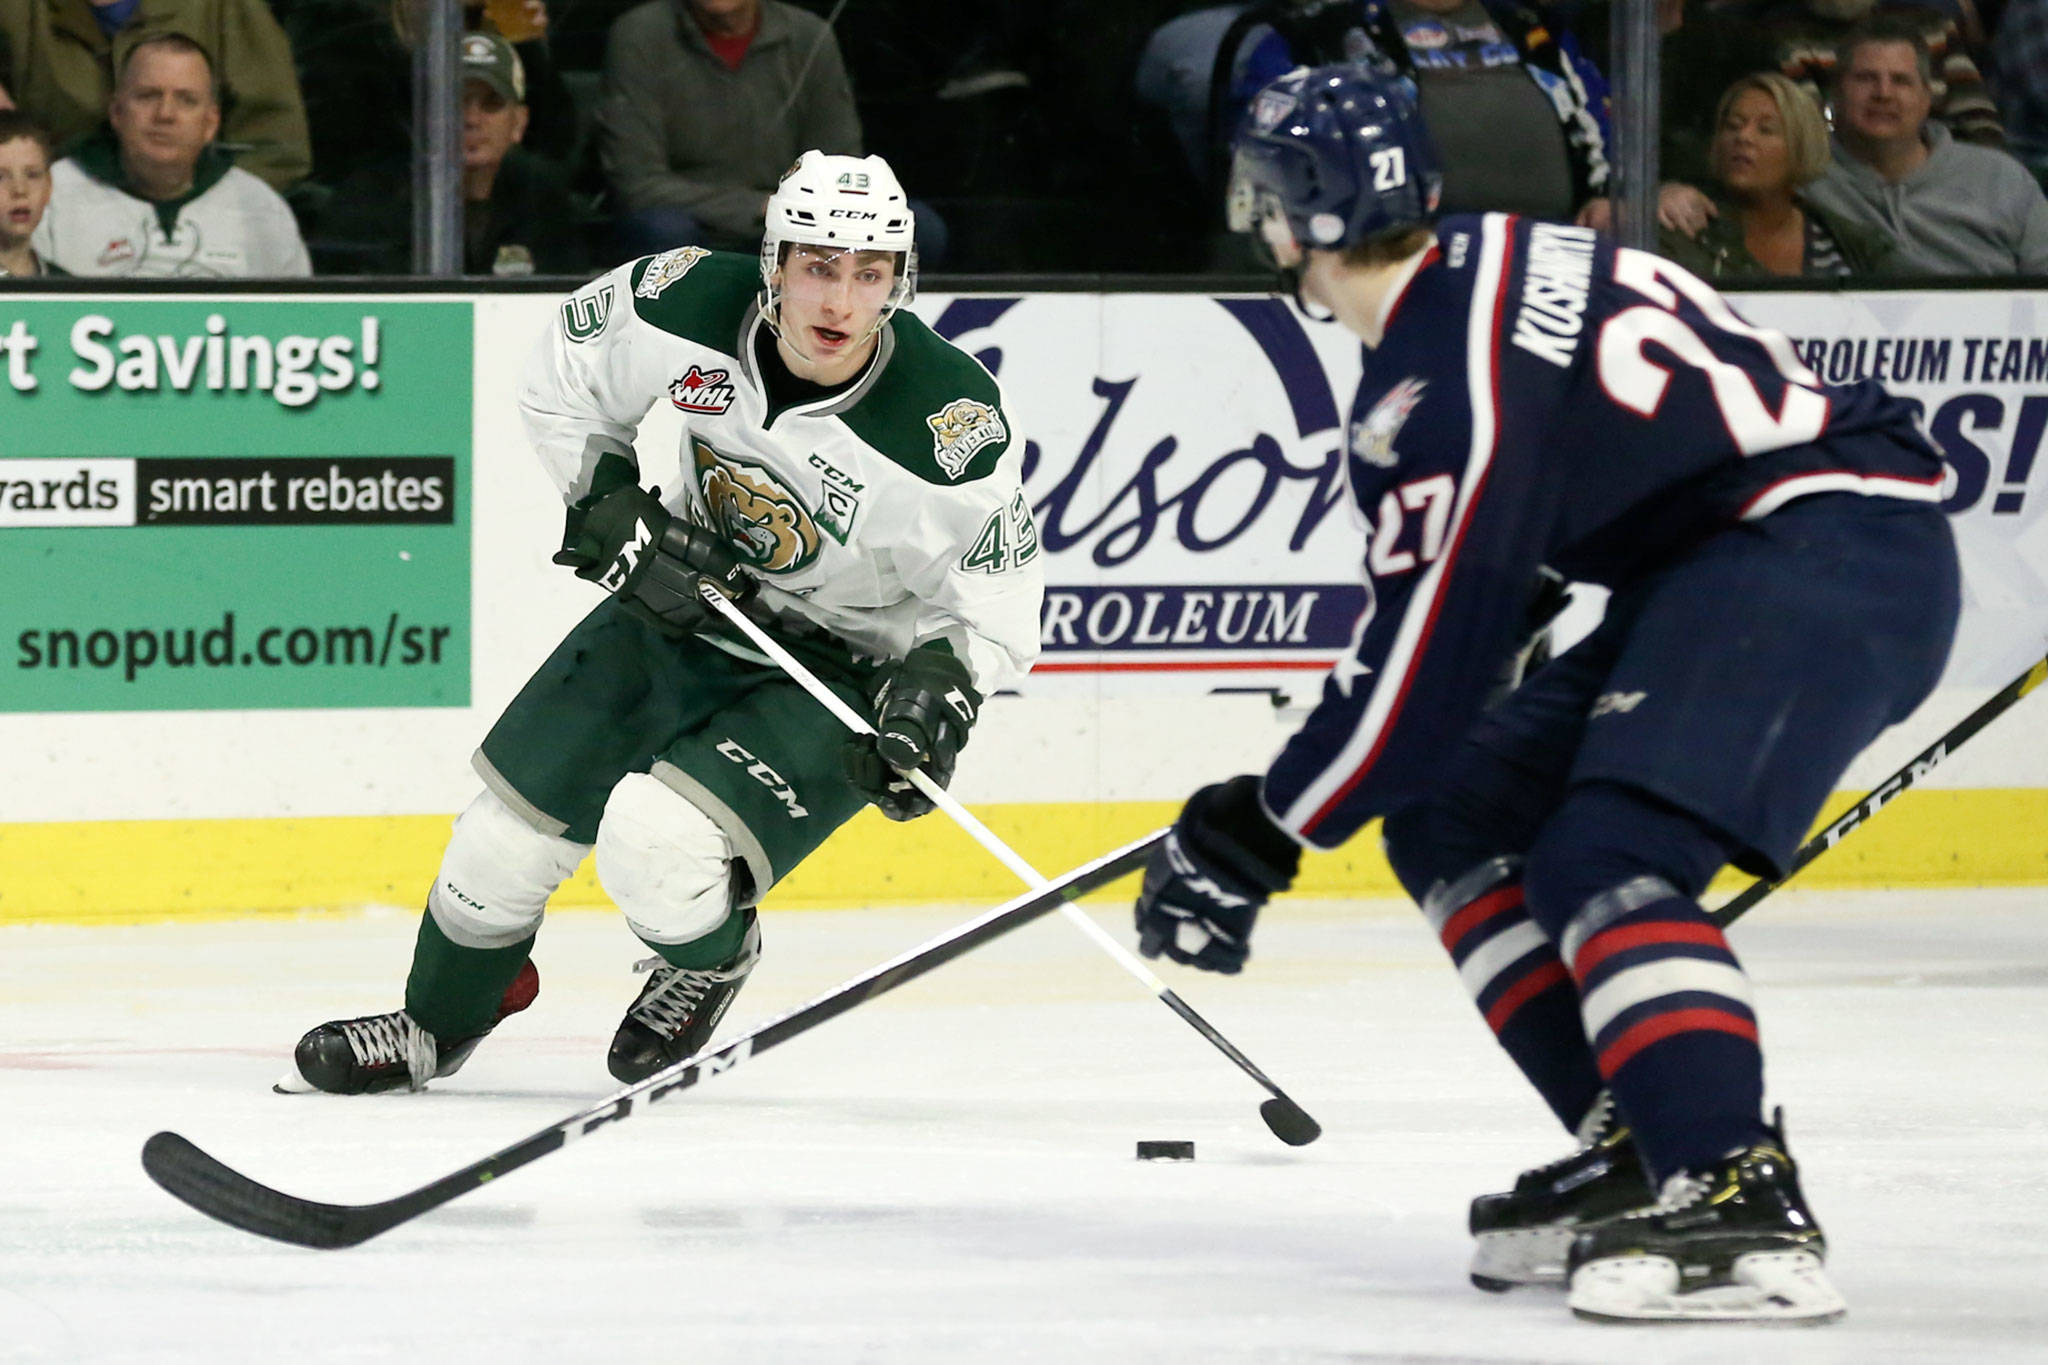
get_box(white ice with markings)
[3,889,2043,1363]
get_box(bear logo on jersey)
[669,365,737,414]
[691,439,822,574]
[635,246,712,299]
[1352,377,1428,468]
[926,399,1008,480]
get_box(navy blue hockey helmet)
[1227,63,1442,261]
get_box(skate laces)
[1527,1092,1622,1179]
[627,955,748,1038]
[1649,1169,1713,1214]
[339,1011,438,1090]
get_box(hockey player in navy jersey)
[1134,65,1959,1323]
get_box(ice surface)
[2,889,2044,1364]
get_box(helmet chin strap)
[1280,263,1336,324]
[759,244,901,367]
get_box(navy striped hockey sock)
[1423,858,1605,1131]
[1563,883,1768,1177]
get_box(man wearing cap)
[320,30,587,275]
[33,31,309,276]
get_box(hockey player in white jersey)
[284,151,1042,1094]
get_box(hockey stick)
[1712,650,2048,926]
[142,828,1167,1250]
[699,586,1321,1147]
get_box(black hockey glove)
[1135,775,1301,975]
[842,644,981,821]
[553,483,755,638]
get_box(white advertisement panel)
[3,285,2042,829]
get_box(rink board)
[2,285,2044,923]
[7,786,2045,924]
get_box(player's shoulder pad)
[624,248,758,351]
[840,311,1012,486]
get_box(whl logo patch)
[692,439,821,574]
[670,365,737,414]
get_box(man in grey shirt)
[1803,22,2048,276]
[599,0,860,256]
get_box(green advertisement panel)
[0,300,471,712]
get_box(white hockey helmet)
[759,150,918,338]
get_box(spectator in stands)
[598,0,860,256]
[0,109,63,275]
[1733,0,2005,147]
[1994,0,2048,190]
[1801,24,2048,275]
[318,30,587,274]
[1564,0,1779,192]
[33,34,309,275]
[0,0,311,191]
[272,0,575,191]
[1170,0,1610,225]
[1658,71,1892,277]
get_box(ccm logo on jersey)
[670,365,737,414]
[926,399,1007,480]
[715,739,810,819]
[1511,223,1597,368]
[1352,377,1428,468]
[635,245,712,299]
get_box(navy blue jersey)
[1264,213,1946,848]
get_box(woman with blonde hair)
[1660,71,1892,278]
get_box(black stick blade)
[143,1131,393,1249]
[1259,1097,1322,1146]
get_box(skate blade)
[1569,1249,1847,1324]
[1470,1227,1573,1291]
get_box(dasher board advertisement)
[0,299,472,713]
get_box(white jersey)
[520,248,1042,693]
[35,147,310,279]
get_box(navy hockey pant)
[1384,492,1958,1177]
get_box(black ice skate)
[1566,1119,1844,1324]
[607,911,761,1083]
[1468,1091,1656,1291]
[278,960,540,1095]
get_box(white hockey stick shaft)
[696,586,1321,1143]
[698,589,1159,980]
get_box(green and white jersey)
[520,248,1042,693]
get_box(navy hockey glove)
[554,483,755,637]
[843,644,981,821]
[1135,775,1301,974]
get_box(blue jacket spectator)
[1233,0,1610,222]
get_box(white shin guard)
[595,772,737,948]
[430,790,591,948]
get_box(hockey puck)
[1135,1140,1195,1161]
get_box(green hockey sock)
[639,905,748,971]
[403,913,536,1040]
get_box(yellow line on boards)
[2,790,2043,925]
